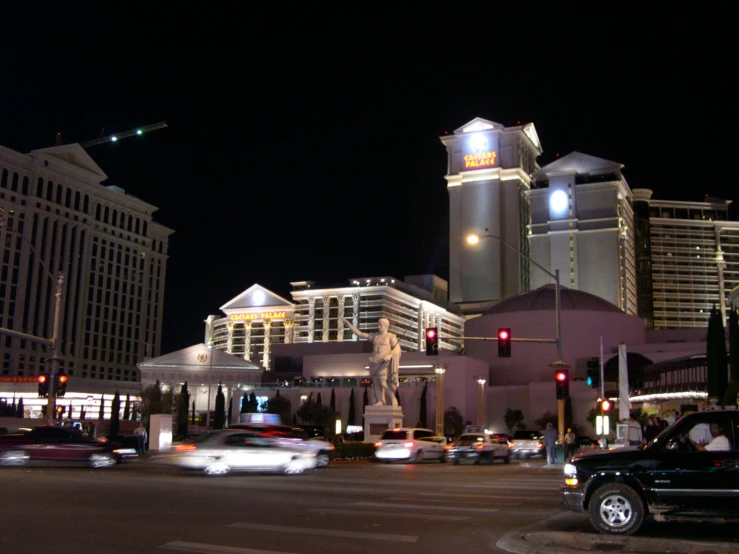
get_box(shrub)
[334,442,376,460]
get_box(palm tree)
[214,383,226,429]
[419,381,427,428]
[123,395,131,421]
[330,388,336,411]
[109,390,121,438]
[348,389,356,426]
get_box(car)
[562,409,739,535]
[0,426,121,468]
[374,428,447,463]
[230,423,336,467]
[161,430,318,476]
[490,432,512,446]
[446,433,511,465]
[510,430,545,459]
[575,435,596,448]
[107,435,141,458]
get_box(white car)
[446,433,511,464]
[161,430,317,476]
[230,423,336,467]
[375,428,447,463]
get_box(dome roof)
[483,284,624,315]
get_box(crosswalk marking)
[227,522,418,543]
[160,541,295,554]
[305,508,469,521]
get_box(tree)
[15,397,23,418]
[504,408,525,433]
[109,390,121,438]
[249,392,258,413]
[296,396,333,428]
[178,382,190,436]
[534,411,557,430]
[98,394,105,420]
[443,406,464,437]
[214,383,226,429]
[191,400,196,425]
[348,389,356,426]
[418,381,428,428]
[395,388,400,406]
[138,380,175,427]
[707,306,729,402]
[729,308,739,383]
[317,392,323,407]
[330,388,336,412]
[363,387,368,409]
[123,394,131,421]
[721,380,739,408]
[240,392,250,414]
[266,390,292,425]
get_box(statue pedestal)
[363,405,404,443]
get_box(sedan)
[160,430,318,476]
[374,428,447,463]
[446,433,511,465]
[0,426,121,468]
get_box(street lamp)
[0,208,63,424]
[466,233,562,362]
[435,364,447,437]
[205,342,214,429]
[476,377,486,426]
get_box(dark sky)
[1,7,736,353]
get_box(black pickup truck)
[561,409,739,535]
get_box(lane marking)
[305,508,468,521]
[227,522,418,543]
[351,502,500,513]
[160,541,295,554]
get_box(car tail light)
[175,444,197,452]
[507,441,513,448]
[475,444,484,450]
[374,442,382,448]
[445,444,453,450]
[404,442,414,448]
[537,442,543,448]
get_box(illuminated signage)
[0,376,40,383]
[464,151,497,169]
[230,311,287,322]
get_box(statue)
[341,317,400,406]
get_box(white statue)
[341,317,400,406]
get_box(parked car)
[575,436,596,448]
[446,433,511,464]
[0,426,121,468]
[374,428,447,463]
[490,432,512,446]
[161,430,318,476]
[510,430,545,459]
[230,423,335,467]
[562,409,739,535]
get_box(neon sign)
[464,151,497,169]
[230,311,287,321]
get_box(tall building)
[440,118,542,315]
[205,275,465,368]
[0,142,173,385]
[633,190,739,329]
[528,152,637,315]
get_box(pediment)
[137,343,263,370]
[522,123,541,150]
[220,284,295,312]
[454,117,504,135]
[31,144,108,181]
[532,151,623,179]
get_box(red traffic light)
[556,371,568,382]
[426,328,436,339]
[58,375,68,384]
[601,400,611,411]
[38,375,47,383]
[498,329,509,340]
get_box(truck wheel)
[588,483,644,535]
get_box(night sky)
[1,7,736,354]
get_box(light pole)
[435,364,447,437]
[0,208,63,424]
[205,342,214,429]
[476,377,486,426]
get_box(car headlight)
[563,463,578,485]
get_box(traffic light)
[497,328,511,358]
[601,399,611,412]
[586,358,600,389]
[56,405,65,419]
[555,369,569,399]
[38,374,49,397]
[55,372,68,397]
[425,327,439,356]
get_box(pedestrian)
[564,428,576,459]
[627,416,643,447]
[543,422,558,464]
[644,417,660,442]
[134,422,148,455]
[666,411,677,426]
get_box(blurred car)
[0,426,121,468]
[490,432,512,447]
[108,435,141,458]
[230,423,335,467]
[161,430,317,476]
[510,430,545,459]
[375,428,447,463]
[446,433,511,465]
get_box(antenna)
[79,121,168,149]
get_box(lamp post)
[435,364,447,437]
[476,377,486,427]
[205,342,214,429]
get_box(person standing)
[564,428,576,459]
[134,422,148,455]
[644,417,660,443]
[543,422,558,464]
[627,416,644,447]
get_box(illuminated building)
[0,142,170,416]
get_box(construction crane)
[75,121,168,149]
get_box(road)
[0,458,737,554]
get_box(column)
[226,322,234,354]
[417,306,425,351]
[284,319,294,344]
[337,296,345,342]
[322,295,331,342]
[435,364,447,437]
[351,292,360,341]
[243,322,252,361]
[476,377,486,426]
[262,321,271,368]
[716,227,727,324]
[308,297,316,343]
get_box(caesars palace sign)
[229,311,287,322]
